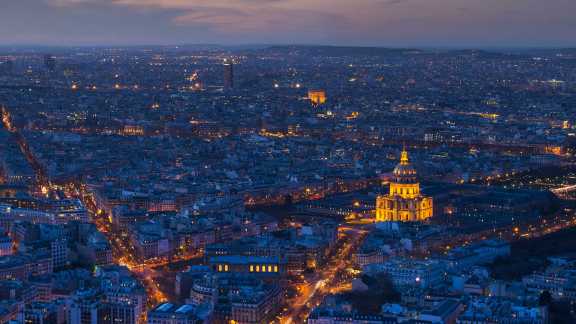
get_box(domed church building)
[375,149,433,222]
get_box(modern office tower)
[223,59,234,90]
[44,55,56,72]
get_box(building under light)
[375,149,433,222]
[209,255,285,279]
[308,89,327,106]
[188,72,204,91]
[121,125,144,136]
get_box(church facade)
[375,150,433,222]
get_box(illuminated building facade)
[308,89,327,106]
[210,255,285,278]
[187,72,204,91]
[375,150,433,222]
[121,125,144,136]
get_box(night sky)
[1,0,575,47]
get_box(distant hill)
[260,45,423,57]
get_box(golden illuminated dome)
[393,149,418,183]
[376,148,433,223]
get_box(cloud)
[171,6,346,35]
[45,0,104,6]
[380,0,412,6]
[59,0,351,40]
[10,0,576,46]
[111,0,290,10]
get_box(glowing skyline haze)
[0,0,575,47]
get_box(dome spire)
[393,147,417,184]
[400,147,409,165]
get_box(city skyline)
[1,2,576,322]
[1,0,576,47]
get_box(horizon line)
[0,43,575,51]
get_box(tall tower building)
[223,59,234,90]
[44,54,56,72]
[375,149,433,222]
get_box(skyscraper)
[223,59,234,90]
[44,54,56,72]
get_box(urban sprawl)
[0,46,576,324]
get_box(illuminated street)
[280,228,368,323]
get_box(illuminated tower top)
[393,149,417,184]
[400,149,409,164]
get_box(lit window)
[274,265,278,272]
[218,265,223,272]
[224,264,229,272]
[250,265,254,272]
[268,265,272,272]
[256,265,260,272]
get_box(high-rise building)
[375,149,433,222]
[44,55,56,72]
[223,59,234,90]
